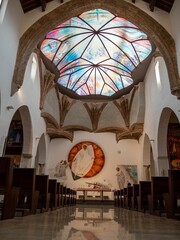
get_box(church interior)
[0,0,180,239]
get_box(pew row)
[137,181,151,212]
[35,175,51,212]
[164,170,180,219]
[0,157,20,220]
[147,176,169,216]
[131,184,139,210]
[13,168,39,216]
[48,179,58,210]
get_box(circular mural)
[68,141,105,180]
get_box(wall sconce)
[150,139,155,142]
[6,105,14,110]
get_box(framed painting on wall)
[167,123,180,169]
[68,141,105,180]
[116,165,138,189]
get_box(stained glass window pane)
[40,9,152,97]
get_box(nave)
[0,204,180,240]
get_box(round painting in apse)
[68,141,105,180]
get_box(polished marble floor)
[0,204,180,240]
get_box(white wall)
[0,1,46,166]
[0,0,24,155]
[0,0,180,189]
[143,56,180,176]
[47,131,141,190]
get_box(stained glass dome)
[40,9,152,97]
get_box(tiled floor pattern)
[0,205,180,240]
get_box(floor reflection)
[0,205,180,240]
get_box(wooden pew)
[62,186,67,207]
[48,179,58,210]
[114,190,119,206]
[66,188,71,205]
[119,189,124,208]
[131,184,139,210]
[13,168,39,216]
[0,157,20,220]
[56,182,61,208]
[147,176,169,216]
[122,188,127,208]
[59,184,64,207]
[35,175,50,212]
[72,189,77,205]
[137,181,151,212]
[164,170,180,219]
[126,186,133,209]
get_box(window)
[0,0,8,24]
[30,56,38,81]
[155,60,161,89]
[0,0,3,8]
[40,9,152,97]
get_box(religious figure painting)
[68,141,105,180]
[116,165,137,189]
[67,228,100,240]
[54,160,68,179]
[167,123,180,169]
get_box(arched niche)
[34,133,46,175]
[157,107,179,176]
[11,0,180,98]
[142,133,154,180]
[3,109,23,167]
[18,105,33,167]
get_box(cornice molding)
[46,127,74,142]
[116,123,143,142]
[41,112,59,128]
[41,111,143,142]
[63,125,93,132]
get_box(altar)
[76,188,114,201]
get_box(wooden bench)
[126,186,133,209]
[72,190,77,205]
[62,186,67,206]
[131,184,139,210]
[114,190,120,206]
[122,188,127,208]
[66,188,71,205]
[137,181,151,212]
[35,175,50,212]
[0,157,20,220]
[56,182,61,208]
[119,189,124,208]
[48,179,58,210]
[164,170,180,219]
[147,176,169,216]
[13,168,39,216]
[59,184,64,207]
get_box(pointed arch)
[142,133,155,180]
[157,107,179,176]
[34,133,46,174]
[18,105,33,167]
[11,0,180,98]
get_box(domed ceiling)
[40,8,153,100]
[39,8,157,141]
